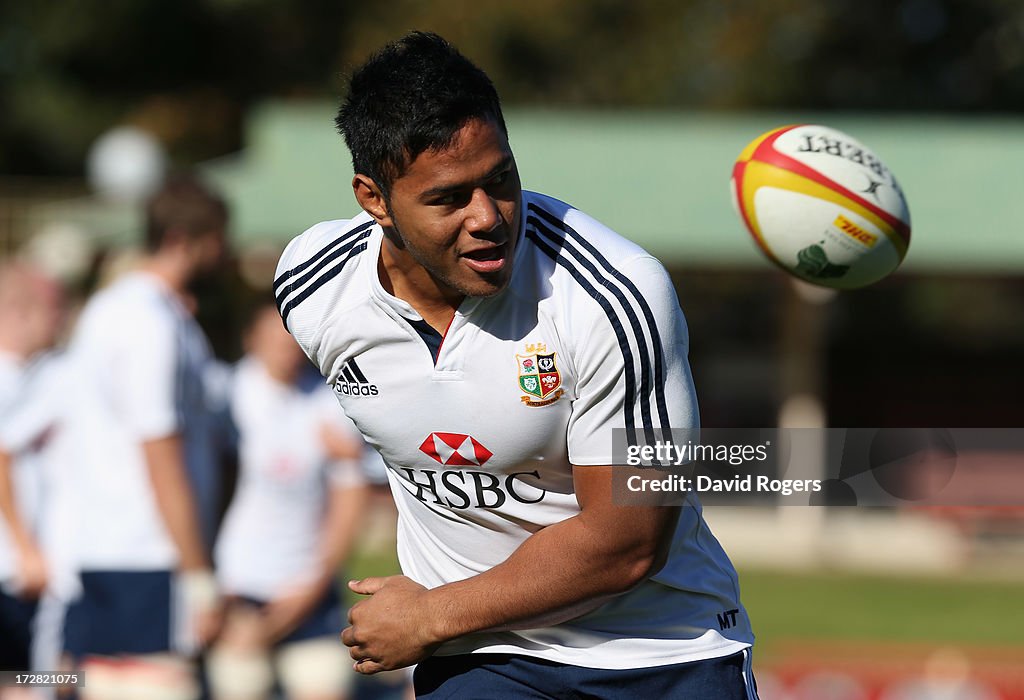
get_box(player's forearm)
[423,504,679,642]
[142,435,210,571]
[319,483,370,576]
[0,449,34,549]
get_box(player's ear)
[352,175,394,228]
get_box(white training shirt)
[0,352,81,600]
[61,271,217,571]
[214,357,368,600]
[275,190,754,669]
[0,351,44,593]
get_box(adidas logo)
[333,357,378,397]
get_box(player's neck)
[140,255,191,298]
[0,335,29,362]
[257,356,299,386]
[378,241,463,334]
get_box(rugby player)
[276,32,758,698]
[0,262,64,680]
[57,175,228,700]
[209,304,372,700]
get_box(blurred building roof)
[35,101,1024,273]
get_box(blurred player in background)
[0,262,65,688]
[207,303,371,700]
[56,175,229,700]
[277,32,758,698]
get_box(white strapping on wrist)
[181,569,220,612]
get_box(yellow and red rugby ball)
[731,124,911,289]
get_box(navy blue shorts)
[63,570,174,659]
[414,649,759,699]
[0,588,38,671]
[235,585,343,646]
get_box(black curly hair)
[335,31,508,200]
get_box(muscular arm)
[143,435,209,572]
[344,465,680,671]
[431,465,678,633]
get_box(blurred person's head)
[0,261,66,360]
[336,31,508,203]
[245,304,306,384]
[144,173,228,284]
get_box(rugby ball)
[731,124,911,289]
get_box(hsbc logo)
[419,432,493,466]
[409,434,546,508]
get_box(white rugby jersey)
[276,191,753,668]
[60,272,218,570]
[215,357,369,600]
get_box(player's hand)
[342,575,441,674]
[219,603,269,651]
[15,541,48,599]
[194,606,224,647]
[262,577,328,643]
[180,569,223,646]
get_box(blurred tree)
[331,0,1023,110]
[1,0,1021,176]
[0,0,351,175]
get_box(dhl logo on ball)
[833,215,878,248]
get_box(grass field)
[739,568,1024,651]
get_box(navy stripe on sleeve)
[274,228,373,317]
[524,226,644,445]
[526,204,673,446]
[273,220,374,293]
[529,215,657,440]
[279,242,368,325]
[529,203,671,432]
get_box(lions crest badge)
[516,342,565,407]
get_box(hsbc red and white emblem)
[419,433,493,466]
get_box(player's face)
[379,117,521,299]
[248,307,306,382]
[188,226,228,279]
[23,275,64,355]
